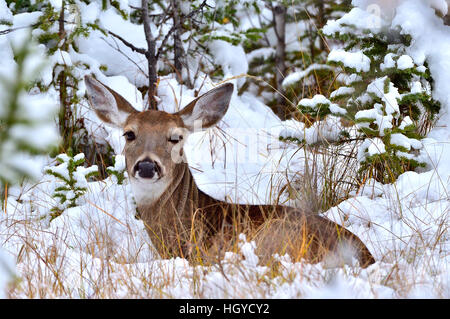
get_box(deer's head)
[84,75,233,203]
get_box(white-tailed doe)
[85,75,375,267]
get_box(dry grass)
[2,71,448,298]
[1,153,448,298]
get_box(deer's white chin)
[129,175,169,205]
[133,173,160,183]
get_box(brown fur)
[136,161,375,267]
[84,75,375,268]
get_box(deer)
[84,75,375,268]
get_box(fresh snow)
[282,64,333,87]
[330,86,355,99]
[208,40,249,88]
[0,0,449,299]
[397,54,414,70]
[380,53,397,70]
[298,94,331,108]
[390,133,422,151]
[328,49,371,73]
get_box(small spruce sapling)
[106,155,127,185]
[45,152,98,219]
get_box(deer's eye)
[123,131,136,141]
[168,135,183,144]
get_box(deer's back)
[195,191,375,268]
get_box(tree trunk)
[273,4,287,120]
[317,0,325,52]
[171,0,183,82]
[142,0,158,110]
[58,1,71,147]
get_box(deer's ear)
[177,83,233,131]
[84,75,137,128]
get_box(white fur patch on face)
[133,169,161,181]
[129,176,169,205]
[128,153,169,205]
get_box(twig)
[107,30,147,54]
[0,19,71,35]
[142,0,158,109]
[100,36,148,78]
[156,0,210,60]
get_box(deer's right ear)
[84,75,137,128]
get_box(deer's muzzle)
[134,159,161,179]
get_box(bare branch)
[171,0,183,81]
[100,37,148,78]
[156,0,209,60]
[271,3,288,120]
[0,19,66,36]
[141,0,155,50]
[107,30,147,54]
[141,0,158,109]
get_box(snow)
[410,81,423,94]
[393,0,450,128]
[246,47,276,62]
[282,64,333,87]
[0,0,449,299]
[355,102,395,136]
[324,7,382,35]
[11,11,42,29]
[73,153,85,162]
[0,19,60,184]
[329,103,347,115]
[367,76,400,116]
[337,73,362,85]
[113,155,126,171]
[390,133,422,151]
[0,0,12,24]
[208,40,249,88]
[367,138,386,157]
[76,6,149,87]
[380,53,397,70]
[427,0,449,15]
[51,49,73,67]
[399,116,413,130]
[328,49,371,73]
[298,94,331,108]
[330,86,355,99]
[49,0,63,11]
[397,54,414,70]
[280,115,344,145]
[0,248,15,298]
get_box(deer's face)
[84,76,233,203]
[121,111,186,188]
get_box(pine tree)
[0,30,59,195]
[281,0,351,93]
[45,152,98,218]
[290,6,441,183]
[240,0,352,119]
[2,0,132,177]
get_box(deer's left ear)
[176,83,233,131]
[85,75,137,128]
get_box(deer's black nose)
[136,160,157,179]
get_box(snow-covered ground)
[0,0,449,298]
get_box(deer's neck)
[152,163,199,212]
[135,163,220,257]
